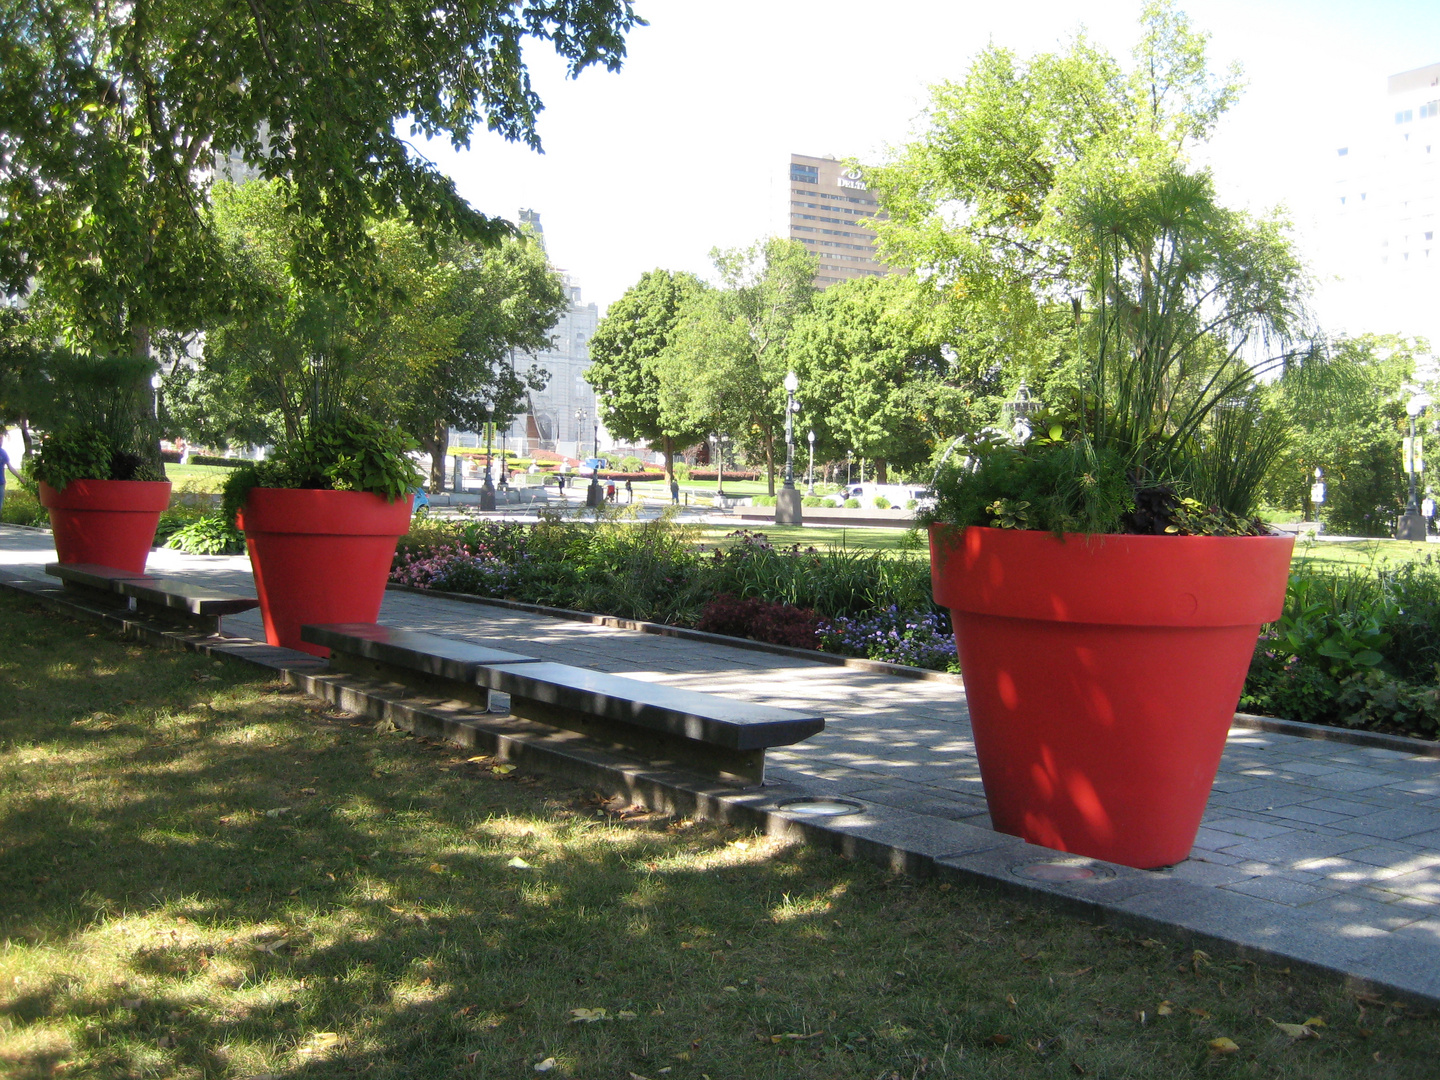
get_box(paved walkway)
[5,524,1440,1000]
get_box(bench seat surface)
[477,661,825,751]
[47,562,258,614]
[303,622,540,677]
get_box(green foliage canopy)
[585,269,711,479]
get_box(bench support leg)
[506,696,766,787]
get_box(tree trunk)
[131,323,168,480]
[765,435,776,496]
[427,421,451,491]
[19,418,32,458]
[876,458,889,483]
[662,435,675,481]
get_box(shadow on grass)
[3,592,1439,1079]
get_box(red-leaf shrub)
[696,593,821,650]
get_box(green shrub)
[753,495,776,507]
[0,483,47,526]
[671,462,691,481]
[222,414,422,522]
[801,496,825,507]
[165,513,247,555]
[618,455,644,473]
[905,499,919,510]
[844,498,860,509]
[874,496,891,509]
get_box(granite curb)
[6,571,1440,1005]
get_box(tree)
[1261,335,1425,536]
[585,269,710,481]
[659,238,817,494]
[787,275,967,481]
[866,1,1244,367]
[164,181,566,485]
[0,0,641,461]
[395,231,567,490]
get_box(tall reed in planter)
[925,168,1310,869]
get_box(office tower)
[787,153,893,287]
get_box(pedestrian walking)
[625,478,633,504]
[669,476,680,505]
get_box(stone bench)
[303,622,826,786]
[45,562,259,634]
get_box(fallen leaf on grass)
[1303,1016,1327,1028]
[1156,1001,1174,1016]
[254,937,287,954]
[1188,1007,1212,1019]
[493,764,517,775]
[986,1034,1012,1047]
[628,1073,651,1080]
[264,807,291,818]
[769,1032,823,1043]
[568,1007,608,1023]
[297,1032,342,1057]
[617,1010,637,1020]
[507,857,535,869]
[428,863,447,874]
[533,1058,557,1073]
[121,998,143,1011]
[1270,1019,1320,1040]
[1207,1037,1240,1056]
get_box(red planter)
[40,479,172,573]
[237,488,413,657]
[930,524,1294,869]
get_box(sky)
[416,0,1440,335]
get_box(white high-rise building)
[1318,62,1440,346]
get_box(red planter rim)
[236,487,413,536]
[930,523,1294,628]
[39,478,172,512]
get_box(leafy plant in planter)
[225,413,423,656]
[29,354,173,572]
[922,169,1309,869]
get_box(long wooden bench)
[45,562,259,634]
[303,622,825,786]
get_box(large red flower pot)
[237,488,413,657]
[40,479,172,574]
[930,524,1294,869]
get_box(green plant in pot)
[30,354,172,573]
[922,170,1308,869]
[223,413,422,657]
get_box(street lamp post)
[711,433,728,501]
[586,410,602,508]
[777,371,803,525]
[846,450,853,487]
[806,430,815,495]
[572,408,585,505]
[479,401,497,511]
[1397,391,1432,541]
[498,356,510,493]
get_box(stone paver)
[6,524,1440,999]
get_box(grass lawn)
[166,463,238,494]
[3,592,1437,1079]
[1291,538,1438,573]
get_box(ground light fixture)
[776,797,864,817]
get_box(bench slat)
[302,623,540,679]
[476,661,825,751]
[46,562,258,615]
